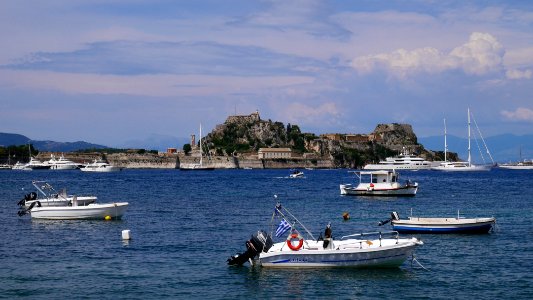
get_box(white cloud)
[0,70,314,97]
[501,107,533,122]
[506,69,532,80]
[281,102,340,125]
[351,32,505,78]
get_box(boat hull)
[80,166,121,172]
[392,218,495,234]
[340,184,418,196]
[259,238,421,268]
[29,202,128,220]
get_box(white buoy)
[122,229,131,240]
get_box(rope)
[411,255,430,271]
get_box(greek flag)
[275,219,291,237]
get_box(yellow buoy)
[105,215,111,221]
[342,212,350,221]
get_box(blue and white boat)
[380,211,495,234]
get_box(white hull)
[80,166,121,172]
[498,165,533,170]
[431,163,491,172]
[50,164,79,170]
[363,164,432,170]
[260,238,421,268]
[29,202,128,220]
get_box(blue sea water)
[0,168,532,299]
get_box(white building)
[258,148,292,159]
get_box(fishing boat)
[339,170,418,196]
[227,203,423,268]
[17,180,97,208]
[18,200,128,220]
[432,109,493,172]
[80,159,121,172]
[289,170,304,178]
[363,147,436,171]
[180,123,215,170]
[378,211,496,234]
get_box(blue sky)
[0,0,532,148]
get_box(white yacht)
[432,109,493,172]
[46,154,80,170]
[80,159,121,172]
[12,161,30,170]
[363,148,436,170]
[26,157,51,170]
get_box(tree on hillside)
[183,144,192,155]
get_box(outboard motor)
[378,211,400,226]
[17,192,38,206]
[17,201,41,217]
[227,230,273,266]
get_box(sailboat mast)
[467,108,471,166]
[444,118,447,162]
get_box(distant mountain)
[419,134,533,163]
[116,134,189,152]
[0,132,108,152]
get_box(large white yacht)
[46,154,80,170]
[80,159,121,172]
[363,148,436,171]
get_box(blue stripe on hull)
[392,224,493,234]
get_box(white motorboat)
[26,157,51,170]
[364,147,436,171]
[432,109,493,172]
[289,170,304,178]
[228,203,423,268]
[18,200,128,220]
[46,154,80,170]
[12,161,30,170]
[0,164,11,170]
[340,170,418,196]
[80,159,122,172]
[180,123,215,170]
[17,180,97,208]
[379,211,495,234]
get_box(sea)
[0,168,531,299]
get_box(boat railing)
[340,231,400,247]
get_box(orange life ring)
[287,233,304,251]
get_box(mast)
[444,118,447,162]
[467,108,471,167]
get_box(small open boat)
[227,203,422,268]
[18,199,128,220]
[379,211,495,234]
[340,170,418,196]
[289,170,304,178]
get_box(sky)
[0,0,532,148]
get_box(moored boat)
[340,170,418,196]
[80,159,121,172]
[227,203,423,268]
[289,170,304,178]
[364,147,436,171]
[379,211,496,234]
[18,200,128,220]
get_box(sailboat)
[432,109,493,172]
[179,124,215,171]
